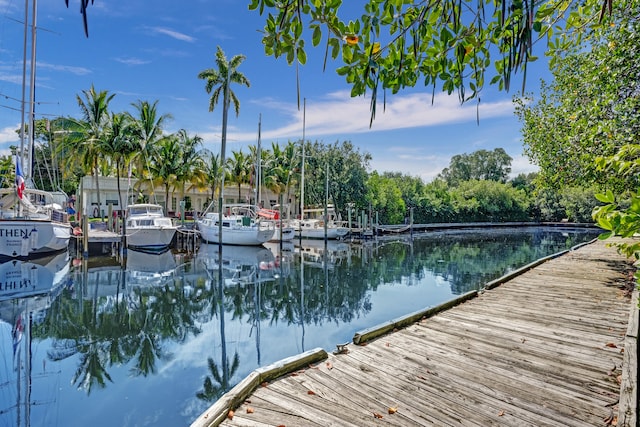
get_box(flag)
[15,156,25,199]
[12,313,24,358]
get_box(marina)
[0,226,633,426]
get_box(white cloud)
[149,26,195,42]
[220,91,515,145]
[510,154,539,177]
[39,61,92,75]
[0,124,20,145]
[114,57,150,66]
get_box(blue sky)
[0,0,547,182]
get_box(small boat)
[257,206,295,242]
[291,205,349,240]
[196,204,275,246]
[125,203,177,251]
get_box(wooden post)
[82,213,88,259]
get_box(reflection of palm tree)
[71,345,113,394]
[196,353,240,402]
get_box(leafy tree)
[366,172,406,224]
[438,148,512,187]
[247,0,622,122]
[415,179,455,223]
[303,140,370,216]
[515,3,639,192]
[450,180,529,222]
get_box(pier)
[192,238,638,426]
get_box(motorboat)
[196,204,275,246]
[291,205,349,240]
[125,203,177,251]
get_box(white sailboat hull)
[292,220,348,239]
[197,207,276,246]
[0,219,70,259]
[197,221,274,245]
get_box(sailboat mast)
[18,0,29,171]
[27,0,37,181]
[300,99,305,220]
[257,115,261,207]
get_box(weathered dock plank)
[198,238,635,427]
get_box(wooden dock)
[192,238,638,427]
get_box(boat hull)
[126,228,177,250]
[292,221,349,239]
[125,204,177,251]
[197,222,274,245]
[0,220,71,259]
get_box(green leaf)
[594,190,615,203]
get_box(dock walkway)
[193,238,638,427]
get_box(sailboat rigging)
[0,0,71,259]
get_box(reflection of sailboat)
[295,238,350,269]
[0,251,70,302]
[197,243,278,285]
[0,253,70,427]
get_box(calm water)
[0,226,601,427]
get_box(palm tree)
[198,46,250,240]
[173,129,206,212]
[227,150,252,202]
[146,135,182,209]
[201,150,224,203]
[128,100,172,183]
[97,112,138,210]
[73,85,115,219]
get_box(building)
[78,176,298,219]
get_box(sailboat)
[0,0,71,259]
[291,100,348,240]
[196,116,275,246]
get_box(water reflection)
[0,227,601,427]
[0,253,71,427]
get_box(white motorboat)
[291,205,349,240]
[125,203,177,251]
[0,186,71,259]
[196,204,275,246]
